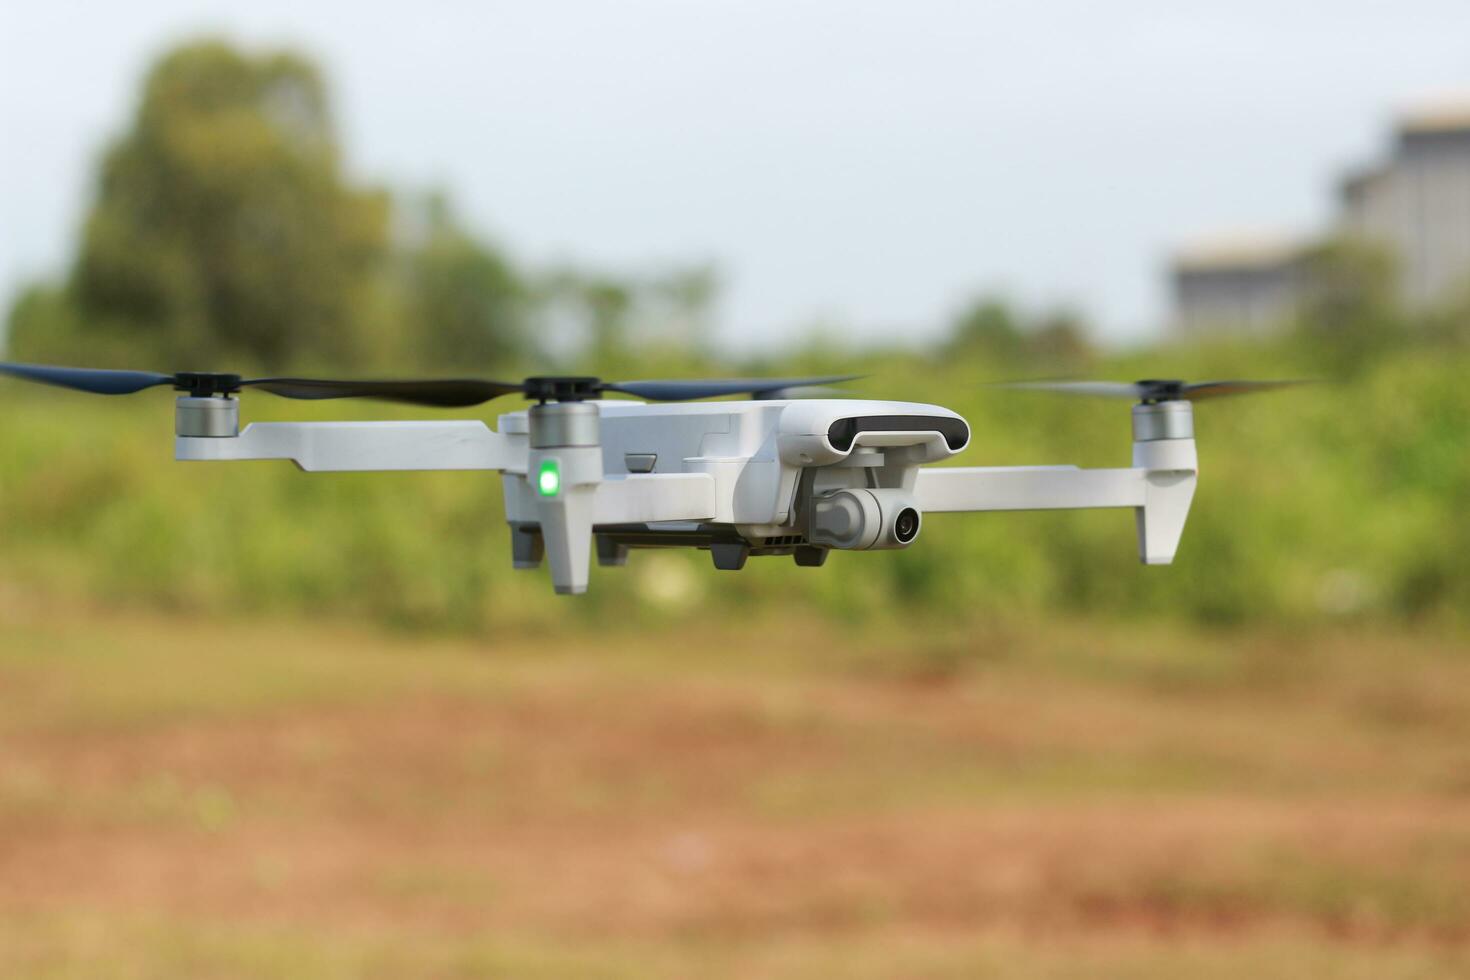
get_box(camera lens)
[893,507,920,543]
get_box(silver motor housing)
[808,488,922,550]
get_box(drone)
[0,363,1299,595]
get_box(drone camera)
[808,488,922,551]
[893,506,921,544]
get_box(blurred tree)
[539,268,636,364]
[1424,280,1470,348]
[535,263,721,367]
[6,286,76,354]
[948,297,1026,360]
[580,278,635,362]
[649,263,720,353]
[11,39,391,369]
[397,192,528,370]
[1295,237,1404,368]
[1026,308,1094,367]
[944,295,1094,369]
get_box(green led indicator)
[536,459,561,497]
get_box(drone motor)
[175,395,240,438]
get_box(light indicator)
[537,459,561,497]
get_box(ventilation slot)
[763,535,804,547]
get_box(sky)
[3,0,1468,351]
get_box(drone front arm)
[915,465,1147,511]
[913,450,1198,565]
[179,416,717,596]
[176,421,522,472]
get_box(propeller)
[751,384,848,400]
[0,362,860,407]
[992,378,1312,404]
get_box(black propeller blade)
[240,377,527,407]
[603,376,861,401]
[994,378,1312,403]
[0,362,861,407]
[0,363,175,395]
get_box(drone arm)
[176,421,521,472]
[1133,469,1196,566]
[913,448,1198,565]
[914,465,1147,512]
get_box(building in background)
[1171,98,1470,335]
[1340,104,1470,309]
[1171,233,1306,338]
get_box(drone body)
[175,392,1198,594]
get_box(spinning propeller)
[993,378,1311,404]
[0,362,860,407]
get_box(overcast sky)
[3,0,1468,350]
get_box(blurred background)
[2,2,1469,976]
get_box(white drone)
[0,363,1297,595]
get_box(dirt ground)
[1,601,1468,978]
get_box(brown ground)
[1,602,1468,977]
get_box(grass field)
[1,592,1468,978]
